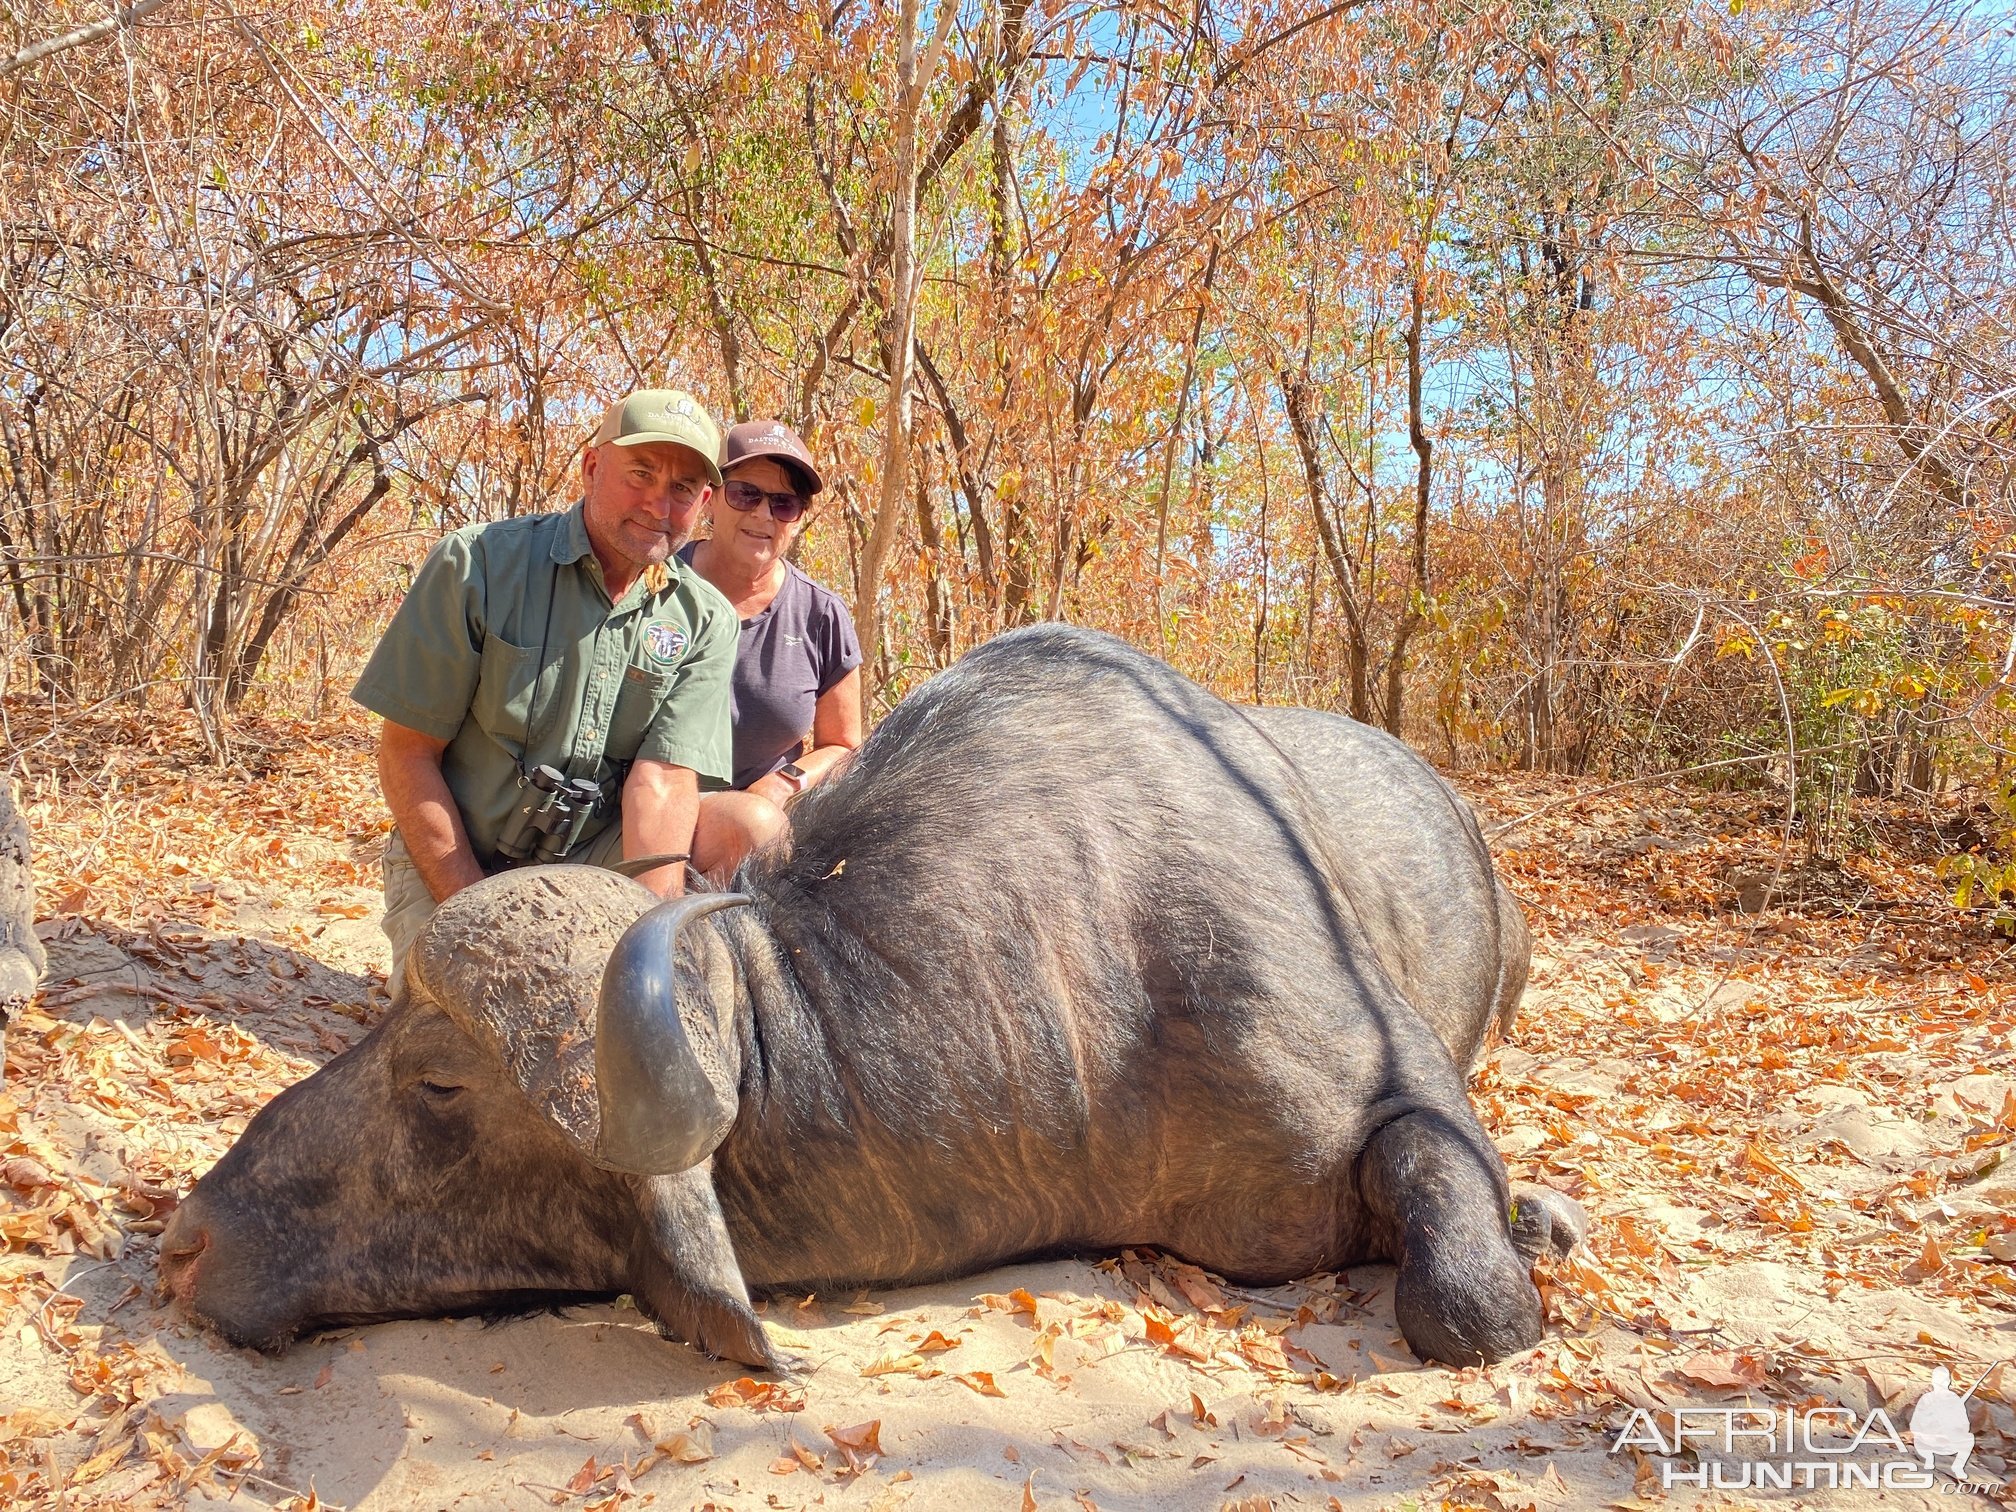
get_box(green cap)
[591,389,723,483]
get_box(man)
[352,388,740,993]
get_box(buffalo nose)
[159,1227,210,1301]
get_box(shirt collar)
[554,500,682,604]
[551,501,594,565]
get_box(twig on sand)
[220,1466,347,1511]
[35,1260,121,1353]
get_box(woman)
[683,419,863,877]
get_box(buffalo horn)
[410,867,658,1159]
[595,893,750,1174]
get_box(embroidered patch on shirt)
[645,622,687,664]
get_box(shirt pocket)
[470,634,538,759]
[606,662,678,761]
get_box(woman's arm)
[799,667,863,783]
[744,668,863,806]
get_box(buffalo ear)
[409,867,660,1159]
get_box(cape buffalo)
[161,626,1580,1368]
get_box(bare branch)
[0,0,173,80]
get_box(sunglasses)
[723,479,810,523]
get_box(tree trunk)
[1279,368,1372,722]
[913,454,953,665]
[916,340,999,615]
[1153,240,1219,651]
[855,0,937,717]
[1379,265,1434,739]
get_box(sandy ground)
[4,767,2016,1511]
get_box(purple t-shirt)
[677,546,862,789]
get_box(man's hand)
[623,759,700,897]
[379,721,486,903]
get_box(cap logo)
[655,396,701,427]
[644,622,687,664]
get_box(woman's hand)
[745,771,798,808]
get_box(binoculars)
[495,764,603,865]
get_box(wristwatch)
[776,762,808,794]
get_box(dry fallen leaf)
[67,1428,135,1486]
[1675,1350,1769,1390]
[1144,1313,1211,1362]
[979,1287,1040,1317]
[1170,1264,1230,1312]
[704,1376,804,1413]
[825,1419,883,1475]
[1239,1333,1291,1373]
[955,1370,1007,1397]
[862,1352,928,1377]
[1531,1463,1573,1508]
[654,1429,713,1464]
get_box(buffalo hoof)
[1509,1186,1588,1265]
[635,1280,784,1372]
[764,1346,809,1379]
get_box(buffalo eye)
[416,1079,465,1100]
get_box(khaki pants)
[381,822,628,1000]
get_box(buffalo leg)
[627,1168,787,1371]
[1359,1108,1543,1366]
[1489,883,1531,1045]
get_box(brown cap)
[722,419,824,496]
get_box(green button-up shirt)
[352,502,737,867]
